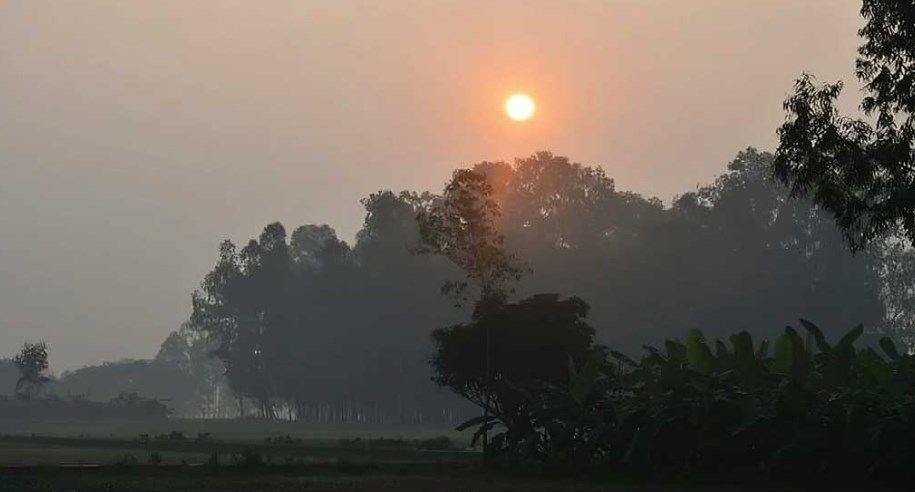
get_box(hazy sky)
[1,0,863,371]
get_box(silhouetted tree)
[774,0,915,250]
[155,323,230,417]
[417,168,529,453]
[191,223,294,418]
[417,168,525,309]
[13,341,50,400]
[182,149,894,426]
[431,294,600,438]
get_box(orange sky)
[0,0,863,370]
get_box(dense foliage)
[466,321,915,484]
[13,341,50,400]
[432,294,599,439]
[185,149,911,422]
[774,0,915,249]
[0,392,170,422]
[50,358,214,418]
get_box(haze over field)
[0,1,863,370]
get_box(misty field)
[0,429,603,492]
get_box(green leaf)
[610,350,636,367]
[456,414,497,432]
[799,319,831,355]
[730,331,754,361]
[836,324,864,351]
[715,339,730,361]
[756,339,770,360]
[880,337,902,361]
[773,333,794,375]
[774,326,808,379]
[469,421,497,447]
[665,339,686,363]
[686,329,714,374]
[859,348,893,388]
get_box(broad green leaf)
[456,414,497,432]
[686,329,714,374]
[836,324,864,351]
[730,331,754,362]
[799,319,831,355]
[880,337,902,361]
[756,339,770,360]
[773,332,794,375]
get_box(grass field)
[0,428,614,491]
[0,417,467,444]
[0,420,837,491]
[0,421,496,491]
[0,463,619,491]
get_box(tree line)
[187,148,913,423]
[426,0,915,483]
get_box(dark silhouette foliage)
[13,341,49,400]
[417,168,525,308]
[463,321,915,485]
[431,294,602,444]
[49,359,202,417]
[182,149,902,423]
[774,0,915,249]
[0,392,170,421]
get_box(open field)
[0,432,886,491]
[0,464,621,492]
[0,433,474,467]
[0,430,476,491]
[0,431,608,491]
[0,418,467,444]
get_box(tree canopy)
[13,342,49,400]
[774,0,915,249]
[182,149,903,422]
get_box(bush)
[456,321,915,485]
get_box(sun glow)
[505,94,535,121]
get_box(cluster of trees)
[190,193,468,423]
[0,342,171,422]
[187,147,914,423]
[427,1,915,483]
[5,0,911,440]
[0,391,171,422]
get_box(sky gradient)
[0,0,863,371]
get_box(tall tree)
[13,341,50,400]
[774,0,915,250]
[417,168,528,455]
[417,168,525,310]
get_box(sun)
[505,94,535,121]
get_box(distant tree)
[290,224,350,269]
[13,341,50,400]
[191,223,295,418]
[876,239,915,351]
[155,323,230,417]
[156,329,192,374]
[50,359,200,416]
[182,149,895,428]
[774,0,915,250]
